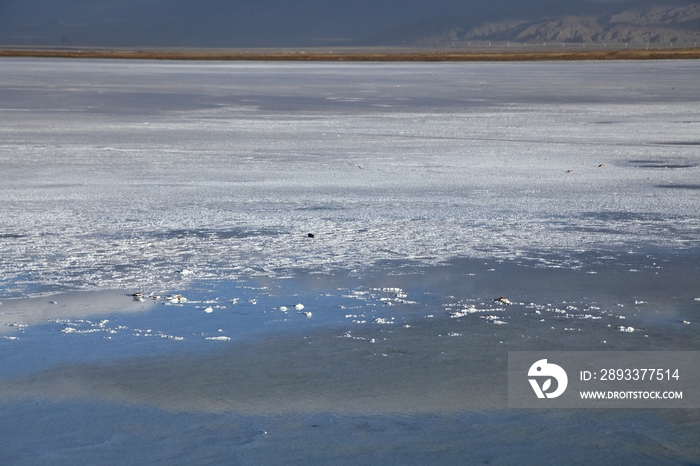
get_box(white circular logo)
[528,359,568,399]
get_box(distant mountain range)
[366,1,700,46]
[0,0,698,48]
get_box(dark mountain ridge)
[366,0,700,46]
[0,0,697,48]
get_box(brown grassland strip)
[1,48,700,61]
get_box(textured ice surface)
[1,59,699,464]
[1,59,699,297]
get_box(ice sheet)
[1,59,698,297]
[0,59,699,464]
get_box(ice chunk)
[374,317,394,324]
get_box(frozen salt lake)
[0,58,699,464]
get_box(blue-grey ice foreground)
[0,59,698,465]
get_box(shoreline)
[2,47,700,61]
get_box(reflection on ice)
[0,288,695,416]
[1,253,697,414]
[0,290,154,334]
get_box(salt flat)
[0,58,698,464]
[0,59,698,296]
